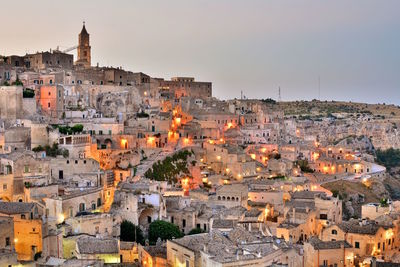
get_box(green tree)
[120,220,145,244]
[188,228,205,235]
[376,148,400,170]
[71,124,84,133]
[148,220,183,244]
[296,159,314,173]
[12,76,23,86]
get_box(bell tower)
[76,21,91,68]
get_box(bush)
[145,150,192,183]
[148,220,183,244]
[137,111,149,118]
[32,143,68,158]
[188,228,205,235]
[120,220,145,244]
[296,160,314,173]
[376,148,400,170]
[57,124,84,135]
[23,89,35,98]
[34,251,42,261]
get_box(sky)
[1,0,399,104]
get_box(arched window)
[222,196,226,201]
[332,229,337,235]
[91,203,96,210]
[218,196,221,200]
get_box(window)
[97,198,101,207]
[147,216,152,224]
[323,260,328,266]
[355,242,360,249]
[21,214,26,219]
[48,102,51,108]
[183,219,186,228]
[332,229,337,235]
[24,165,30,173]
[79,203,85,212]
[91,203,96,210]
[3,184,7,190]
[320,214,328,220]
[5,237,10,246]
[185,260,189,267]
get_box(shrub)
[148,220,183,244]
[120,220,145,244]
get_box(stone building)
[0,202,42,261]
[75,236,120,263]
[303,237,354,267]
[167,227,302,267]
[138,243,167,267]
[38,85,65,118]
[320,218,397,260]
[24,51,74,70]
[0,86,23,120]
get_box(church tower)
[76,22,91,68]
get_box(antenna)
[278,87,282,102]
[318,76,321,101]
[241,90,243,100]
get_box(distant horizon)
[1,0,399,105]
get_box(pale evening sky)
[1,0,399,104]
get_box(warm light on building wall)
[121,139,128,149]
[174,117,181,125]
[216,155,221,161]
[57,213,65,224]
[147,137,155,147]
[250,154,256,160]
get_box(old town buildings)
[0,23,399,267]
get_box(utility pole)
[278,87,282,102]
